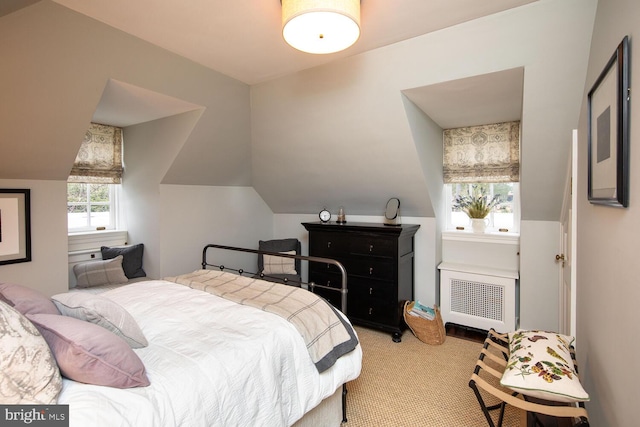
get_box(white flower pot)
[471,218,488,233]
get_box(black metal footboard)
[201,243,348,314]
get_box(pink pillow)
[27,314,150,389]
[0,283,59,315]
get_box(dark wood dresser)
[302,221,420,342]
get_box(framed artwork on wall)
[587,35,630,207]
[0,189,32,265]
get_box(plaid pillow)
[262,251,297,275]
[73,256,128,288]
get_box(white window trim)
[442,230,520,245]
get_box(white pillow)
[263,250,297,275]
[51,292,148,348]
[500,329,589,403]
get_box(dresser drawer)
[309,259,344,277]
[345,258,395,281]
[308,270,344,289]
[309,232,349,257]
[349,236,395,257]
[348,297,395,325]
[349,279,395,301]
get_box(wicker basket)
[403,301,446,345]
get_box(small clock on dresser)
[319,208,331,223]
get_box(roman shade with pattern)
[443,121,520,183]
[68,123,123,184]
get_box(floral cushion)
[0,300,62,404]
[500,329,589,403]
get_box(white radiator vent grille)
[450,279,504,322]
[439,267,517,332]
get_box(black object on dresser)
[302,222,420,342]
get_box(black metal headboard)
[201,243,348,313]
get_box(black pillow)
[100,244,146,279]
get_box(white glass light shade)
[282,0,361,54]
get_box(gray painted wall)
[0,1,261,293]
[576,0,639,424]
[250,0,596,333]
[160,185,274,278]
[1,1,595,223]
[0,180,69,296]
[0,1,252,187]
[250,0,596,221]
[121,112,205,279]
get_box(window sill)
[438,261,519,279]
[442,229,519,245]
[68,230,128,253]
[68,229,121,235]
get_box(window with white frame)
[446,182,520,232]
[67,183,118,231]
[443,121,520,233]
[68,123,123,233]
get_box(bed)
[0,244,362,427]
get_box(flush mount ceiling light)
[281,0,361,54]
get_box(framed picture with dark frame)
[587,35,630,207]
[0,189,32,265]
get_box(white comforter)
[57,280,362,427]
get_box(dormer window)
[67,123,123,233]
[443,121,520,233]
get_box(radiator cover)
[440,267,517,333]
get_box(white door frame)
[559,130,578,336]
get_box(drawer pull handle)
[369,287,373,295]
[369,244,374,252]
[326,280,331,286]
[369,267,373,275]
[327,242,331,248]
[368,308,372,315]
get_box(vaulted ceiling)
[1,0,597,220]
[47,0,536,85]
[1,0,537,140]
[49,0,535,134]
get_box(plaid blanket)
[164,269,358,373]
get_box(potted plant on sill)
[452,188,501,233]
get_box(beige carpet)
[344,326,522,426]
